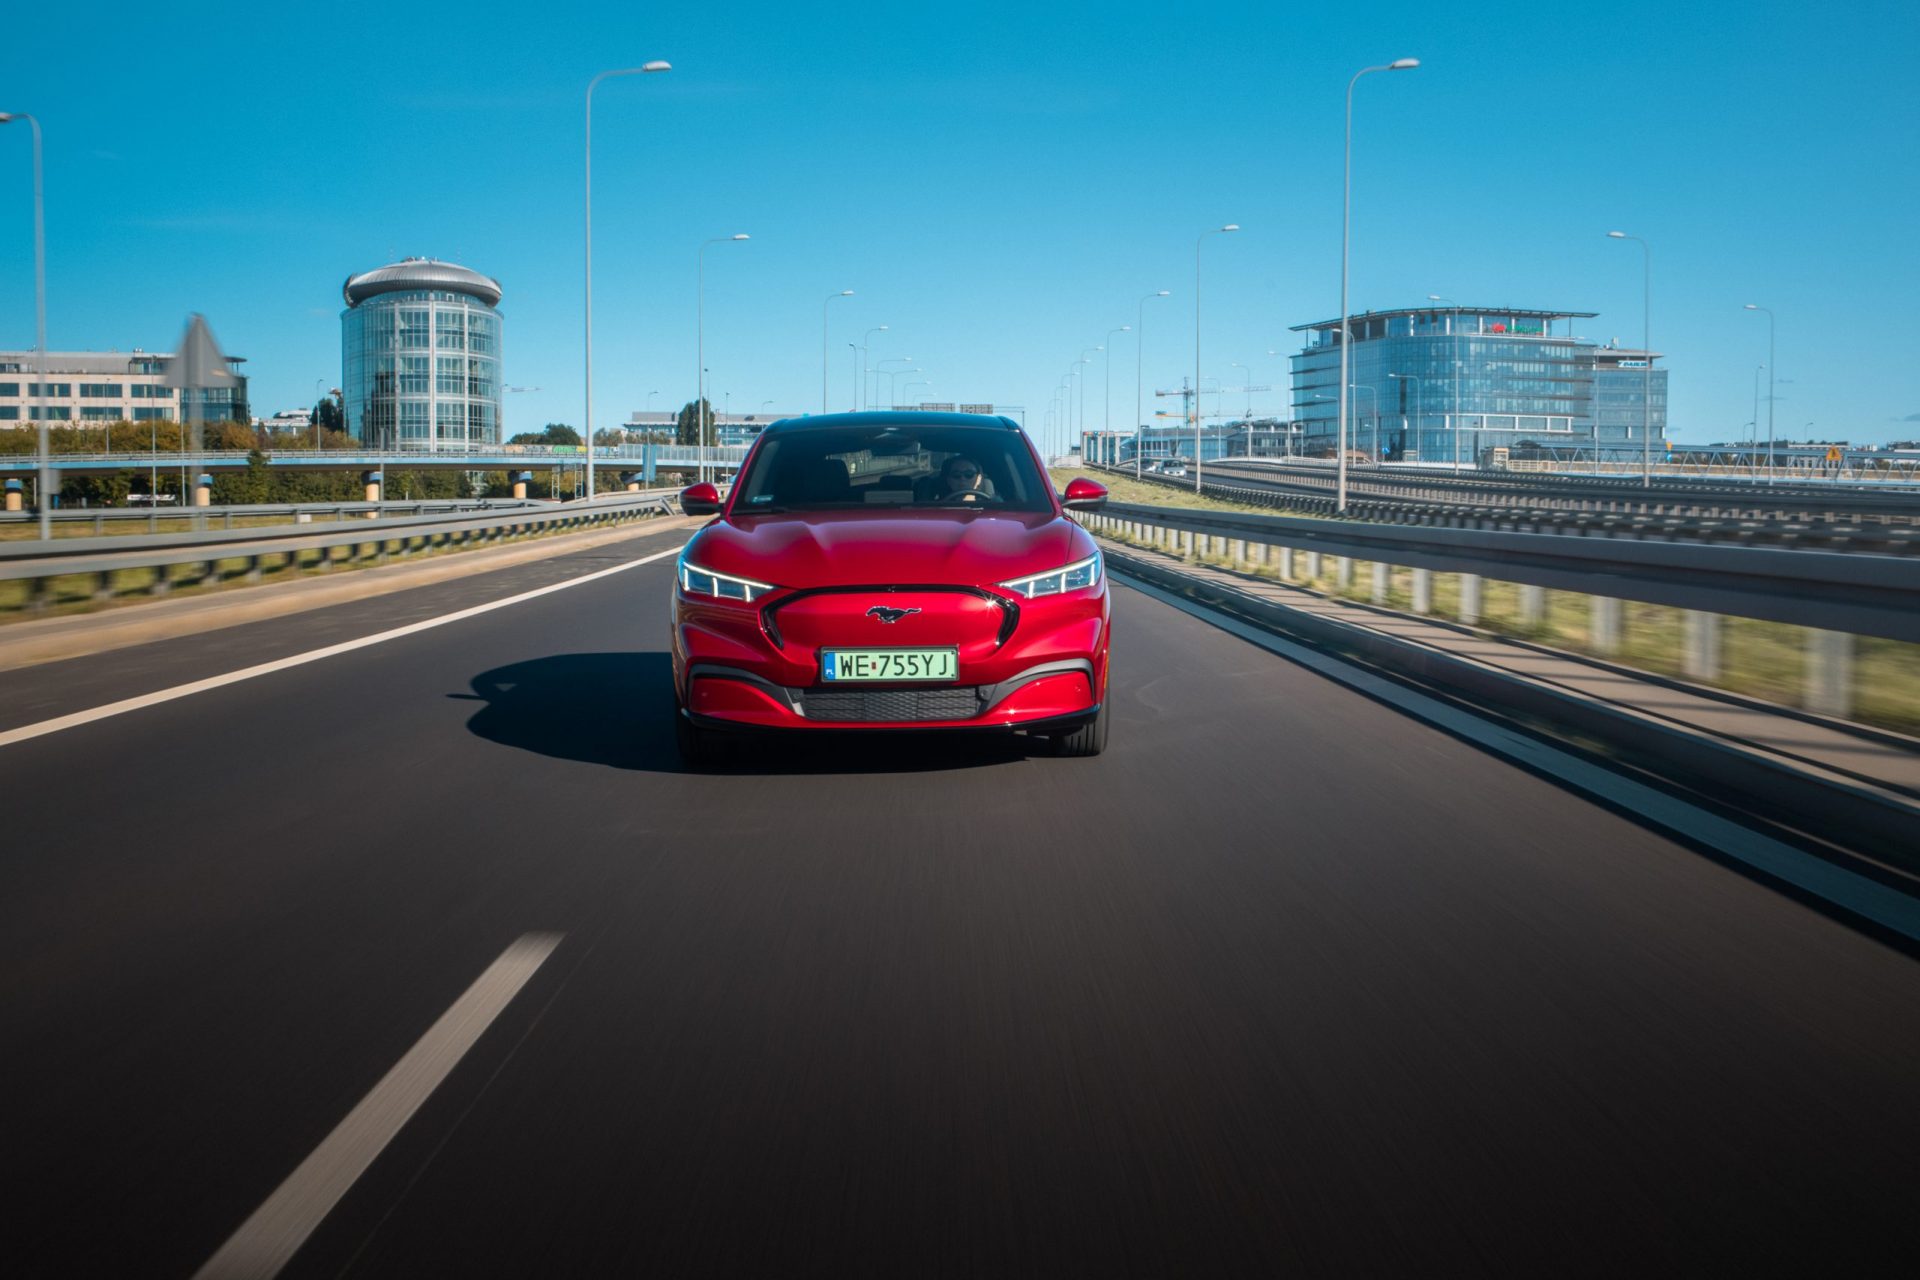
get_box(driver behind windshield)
[916,455,996,502]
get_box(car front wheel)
[1049,698,1108,758]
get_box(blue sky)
[3,0,1917,447]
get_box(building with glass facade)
[342,258,503,449]
[0,350,247,427]
[1289,307,1667,463]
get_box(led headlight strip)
[997,551,1101,600]
[678,556,775,602]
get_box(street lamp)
[1607,231,1653,487]
[1428,294,1463,473]
[1195,224,1239,492]
[1750,363,1766,464]
[1230,361,1253,422]
[1744,303,1776,484]
[861,325,888,411]
[879,362,917,410]
[903,379,930,406]
[1136,290,1169,478]
[1103,326,1130,461]
[584,60,671,501]
[698,233,750,483]
[1078,347,1102,439]
[1339,58,1419,512]
[822,289,854,412]
[1,111,49,537]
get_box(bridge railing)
[1081,498,1920,725]
[0,489,684,614]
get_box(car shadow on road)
[456,652,1044,774]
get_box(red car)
[671,412,1111,765]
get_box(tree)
[506,423,580,447]
[312,396,344,435]
[675,399,713,447]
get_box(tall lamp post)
[1744,303,1776,485]
[860,325,888,411]
[1077,347,1102,440]
[1,111,49,538]
[1103,326,1130,462]
[1339,58,1419,512]
[585,61,671,501]
[698,233,750,483]
[822,290,853,411]
[1195,224,1239,492]
[1607,231,1653,487]
[1135,290,1169,478]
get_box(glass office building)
[342,258,503,449]
[1289,307,1667,463]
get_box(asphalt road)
[5,527,1917,1277]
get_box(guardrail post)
[1590,595,1622,654]
[1411,568,1433,615]
[94,569,113,601]
[1518,584,1545,628]
[1371,564,1389,604]
[1334,556,1352,589]
[1304,551,1321,581]
[1229,538,1245,568]
[1458,574,1483,625]
[1682,610,1720,681]
[1180,530,1194,559]
[1277,546,1293,580]
[1804,629,1855,718]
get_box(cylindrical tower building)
[341,257,504,449]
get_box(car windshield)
[732,424,1052,513]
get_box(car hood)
[686,508,1090,589]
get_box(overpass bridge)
[0,442,753,478]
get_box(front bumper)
[683,659,1099,731]
[673,582,1109,731]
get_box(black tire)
[674,706,726,769]
[1050,699,1109,758]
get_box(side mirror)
[1061,477,1108,511]
[679,482,722,515]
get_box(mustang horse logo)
[866,605,921,624]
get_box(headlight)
[678,556,775,602]
[998,551,1101,599]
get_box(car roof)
[761,411,1021,433]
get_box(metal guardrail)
[1088,463,1920,553]
[1089,499,1920,646]
[0,489,683,608]
[1204,459,1920,519]
[0,497,541,532]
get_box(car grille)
[799,686,985,723]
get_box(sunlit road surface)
[4,535,1916,1276]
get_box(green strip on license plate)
[821,648,958,682]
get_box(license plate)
[821,648,958,682]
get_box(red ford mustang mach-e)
[670,412,1110,765]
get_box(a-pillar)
[194,473,213,507]
[361,470,382,516]
[3,478,21,512]
[511,470,532,500]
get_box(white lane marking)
[1115,574,1920,943]
[0,544,684,750]
[192,933,563,1280]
